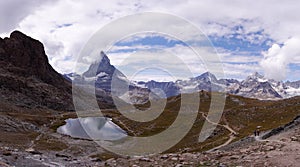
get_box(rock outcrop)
[0,31,73,110]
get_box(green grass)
[101,92,300,153]
[41,91,300,154]
[34,135,68,151]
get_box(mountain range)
[1,31,300,167]
[65,52,300,101]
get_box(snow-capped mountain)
[233,72,283,99]
[82,51,129,92]
[65,51,154,104]
[230,72,300,99]
[136,80,180,97]
[64,52,300,101]
[177,72,300,100]
[177,72,238,93]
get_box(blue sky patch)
[209,33,273,55]
[56,23,73,29]
[115,35,186,47]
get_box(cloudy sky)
[1,0,300,81]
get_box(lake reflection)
[57,117,127,141]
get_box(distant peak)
[91,51,110,65]
[244,72,270,83]
[82,51,115,77]
[251,72,264,78]
[99,51,110,63]
[203,71,213,75]
[195,71,218,81]
[201,71,216,78]
[100,51,106,56]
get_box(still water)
[57,117,127,141]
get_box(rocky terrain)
[0,31,73,111]
[0,31,112,166]
[1,99,300,166]
[96,114,300,167]
[1,31,300,166]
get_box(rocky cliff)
[0,31,73,110]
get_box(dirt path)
[199,112,237,152]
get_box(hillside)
[0,31,73,111]
[100,92,300,153]
[0,31,300,166]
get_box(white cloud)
[260,37,300,81]
[108,45,208,81]
[0,0,57,33]
[223,63,261,80]
[6,0,144,74]
[1,0,300,81]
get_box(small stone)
[181,161,189,165]
[218,163,226,167]
[291,136,298,141]
[230,155,239,159]
[171,157,178,161]
[25,148,42,155]
[240,149,248,153]
[139,157,152,162]
[265,155,272,158]
[181,153,193,157]
[55,153,69,158]
[265,146,275,151]
[3,151,12,156]
[179,157,185,162]
[160,155,168,159]
[91,157,101,162]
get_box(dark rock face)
[83,51,116,78]
[262,115,300,139]
[237,73,283,99]
[82,51,128,92]
[0,31,73,111]
[2,31,64,86]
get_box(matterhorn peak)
[244,72,266,82]
[251,72,264,78]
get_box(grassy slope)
[100,92,300,153]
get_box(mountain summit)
[64,52,300,100]
[82,51,128,92]
[0,31,73,110]
[83,51,117,78]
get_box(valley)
[1,31,300,166]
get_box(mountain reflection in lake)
[57,117,127,141]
